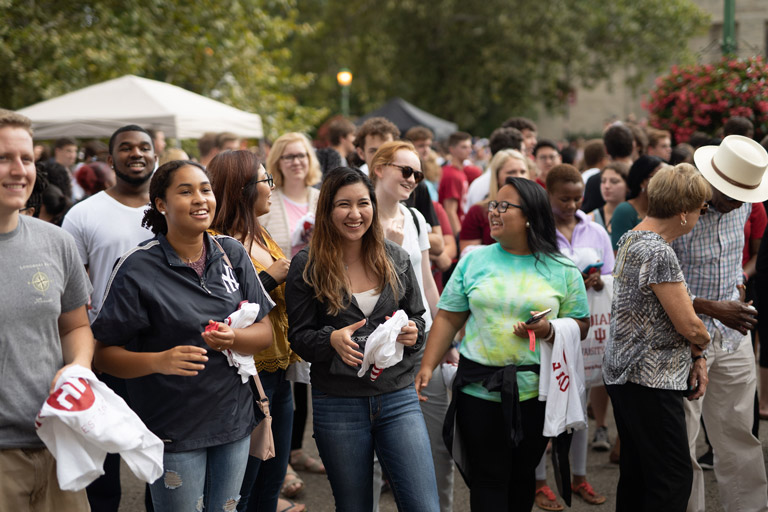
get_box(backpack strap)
[408,207,421,236]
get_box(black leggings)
[455,392,548,511]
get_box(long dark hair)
[503,177,572,272]
[142,160,207,235]
[304,166,399,315]
[208,150,267,252]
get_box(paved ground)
[118,394,768,512]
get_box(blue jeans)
[238,369,294,511]
[149,435,250,511]
[312,386,440,512]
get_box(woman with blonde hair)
[285,167,439,511]
[459,149,529,254]
[605,163,711,511]
[260,132,322,258]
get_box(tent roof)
[356,97,458,140]
[18,75,263,139]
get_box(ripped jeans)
[149,434,250,512]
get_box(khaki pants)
[684,335,768,512]
[0,448,90,512]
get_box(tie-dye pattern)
[439,244,589,401]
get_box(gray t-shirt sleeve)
[60,230,92,313]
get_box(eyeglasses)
[386,163,424,183]
[280,153,308,162]
[488,200,523,213]
[244,173,274,190]
[700,203,709,216]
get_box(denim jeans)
[149,434,250,511]
[238,369,294,511]
[312,386,440,512]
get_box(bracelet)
[541,323,555,343]
[692,354,707,363]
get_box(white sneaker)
[592,426,611,451]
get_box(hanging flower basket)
[645,56,768,143]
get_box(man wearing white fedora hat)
[671,134,768,512]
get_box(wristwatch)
[692,354,707,363]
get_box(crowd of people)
[2,104,768,512]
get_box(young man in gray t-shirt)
[0,109,94,512]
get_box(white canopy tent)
[18,75,263,139]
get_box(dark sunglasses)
[488,200,523,213]
[387,163,424,183]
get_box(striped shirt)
[671,203,751,352]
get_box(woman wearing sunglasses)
[416,177,590,511]
[285,167,439,511]
[370,141,454,510]
[370,141,439,333]
[207,151,306,512]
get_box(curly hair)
[142,160,207,235]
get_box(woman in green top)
[610,155,666,251]
[416,177,589,511]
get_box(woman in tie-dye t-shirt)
[416,177,589,511]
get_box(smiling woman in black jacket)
[92,161,274,512]
[285,167,439,512]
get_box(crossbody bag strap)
[211,236,234,269]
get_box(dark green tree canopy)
[292,0,708,134]
[0,0,328,139]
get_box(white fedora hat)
[694,135,768,203]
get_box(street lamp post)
[336,68,353,117]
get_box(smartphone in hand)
[525,308,552,325]
[582,262,604,275]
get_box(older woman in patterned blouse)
[603,163,712,512]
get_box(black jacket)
[92,233,274,452]
[285,240,426,396]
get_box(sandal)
[278,497,306,512]
[535,485,564,511]
[281,465,304,499]
[290,450,326,474]
[572,481,607,505]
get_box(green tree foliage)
[293,0,709,135]
[0,0,328,139]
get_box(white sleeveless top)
[353,288,380,318]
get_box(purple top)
[556,210,615,275]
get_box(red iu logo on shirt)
[46,378,95,412]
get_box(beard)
[114,167,154,186]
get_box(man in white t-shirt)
[61,124,157,512]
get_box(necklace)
[344,256,362,271]
[182,245,204,263]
